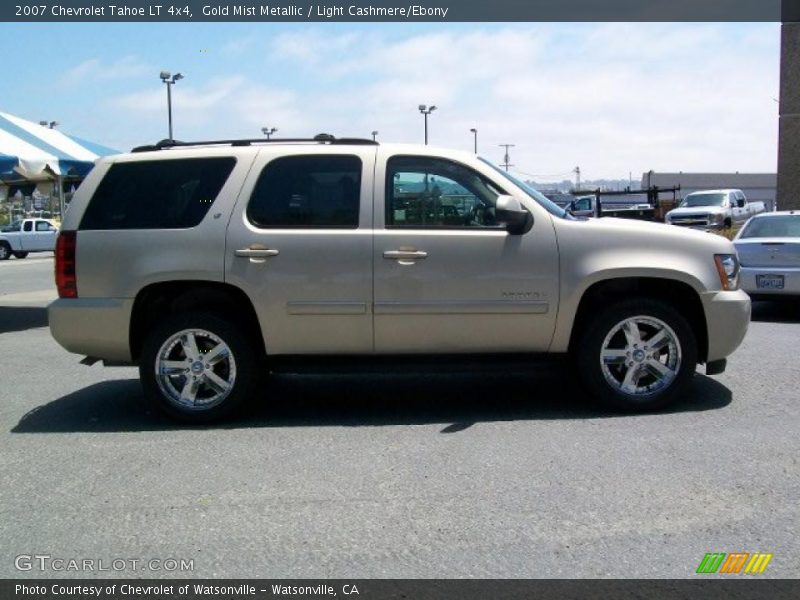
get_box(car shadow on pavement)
[0,306,47,334]
[750,299,800,324]
[12,363,732,434]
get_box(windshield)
[740,215,800,239]
[478,157,569,218]
[680,193,727,208]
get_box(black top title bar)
[4,0,800,22]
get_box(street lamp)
[470,128,477,153]
[261,127,278,139]
[160,71,184,140]
[418,104,437,145]
[39,120,64,217]
[371,130,379,141]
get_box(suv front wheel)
[140,312,257,422]
[574,298,697,412]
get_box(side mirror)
[737,199,745,208]
[495,195,533,235]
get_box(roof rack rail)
[131,133,378,153]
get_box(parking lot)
[0,255,798,578]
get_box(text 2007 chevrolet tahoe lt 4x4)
[49,135,751,421]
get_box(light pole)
[261,127,278,139]
[470,128,477,153]
[39,120,64,218]
[160,71,184,140]
[418,104,437,145]
[371,130,379,141]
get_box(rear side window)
[80,158,236,230]
[247,155,361,229]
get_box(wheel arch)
[566,276,708,363]
[129,280,265,362]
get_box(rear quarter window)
[80,157,236,230]
[247,155,361,229]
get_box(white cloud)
[61,56,150,85]
[104,24,780,177]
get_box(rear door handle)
[383,250,428,260]
[235,248,280,258]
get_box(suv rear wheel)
[0,243,10,260]
[574,298,697,411]
[140,312,258,422]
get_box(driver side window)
[386,156,505,228]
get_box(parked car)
[734,211,800,299]
[48,136,750,421]
[665,189,765,230]
[0,218,59,259]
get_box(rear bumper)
[740,266,800,296]
[700,289,751,363]
[48,298,134,363]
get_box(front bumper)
[740,266,800,296]
[667,220,724,231]
[48,298,134,363]
[700,289,751,363]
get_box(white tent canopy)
[0,111,117,181]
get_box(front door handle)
[235,247,279,259]
[383,250,428,260]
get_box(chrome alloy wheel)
[599,315,681,397]
[155,328,237,410]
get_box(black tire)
[0,243,10,260]
[573,298,697,412]
[139,311,258,423]
[13,251,28,259]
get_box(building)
[641,172,777,211]
[778,19,800,210]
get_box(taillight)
[55,231,77,298]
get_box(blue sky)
[0,22,781,181]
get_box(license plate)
[756,274,785,289]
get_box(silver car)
[735,211,800,298]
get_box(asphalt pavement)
[0,256,798,578]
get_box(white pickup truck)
[0,218,59,259]
[665,189,766,230]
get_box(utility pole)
[573,166,581,190]
[499,144,515,171]
[470,128,478,153]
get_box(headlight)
[714,254,740,290]
[708,213,724,225]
